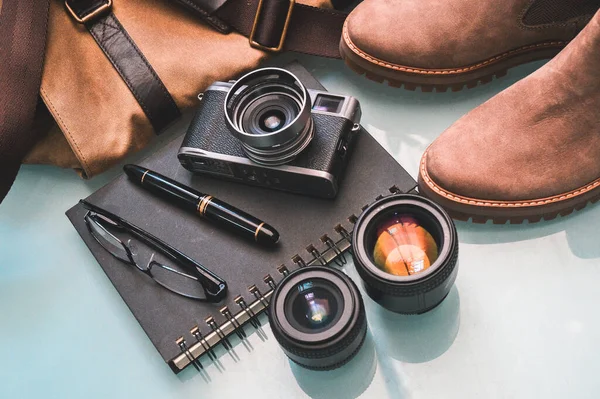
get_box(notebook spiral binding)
[170,185,406,372]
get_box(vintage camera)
[178,68,361,198]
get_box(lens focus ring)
[224,68,314,166]
[279,307,367,370]
[273,296,366,359]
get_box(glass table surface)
[2,54,599,399]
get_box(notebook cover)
[66,62,417,371]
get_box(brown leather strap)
[66,0,182,133]
[87,14,182,132]
[218,0,348,58]
[176,0,350,58]
[0,0,51,203]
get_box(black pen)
[123,164,280,246]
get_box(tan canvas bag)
[0,0,350,201]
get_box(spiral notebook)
[66,62,417,373]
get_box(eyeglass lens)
[148,259,206,300]
[87,214,132,264]
[87,212,206,300]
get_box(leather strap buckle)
[66,0,112,24]
[249,0,295,52]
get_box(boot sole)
[340,22,567,92]
[418,151,600,224]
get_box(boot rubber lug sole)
[418,151,600,224]
[340,22,567,92]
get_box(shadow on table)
[365,285,460,363]
[457,202,600,259]
[290,330,377,399]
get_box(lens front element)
[288,279,342,333]
[241,93,299,136]
[259,109,288,133]
[372,214,439,276]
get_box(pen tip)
[256,223,280,246]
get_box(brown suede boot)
[418,9,600,223]
[340,0,598,91]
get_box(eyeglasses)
[81,200,227,302]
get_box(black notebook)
[66,62,417,373]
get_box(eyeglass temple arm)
[81,200,227,302]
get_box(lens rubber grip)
[287,321,368,371]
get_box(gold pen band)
[140,170,149,184]
[254,222,265,242]
[197,195,213,216]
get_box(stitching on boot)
[342,21,567,75]
[420,149,600,208]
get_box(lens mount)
[352,194,459,315]
[224,68,314,166]
[268,266,367,370]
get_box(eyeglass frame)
[86,212,210,300]
[81,200,227,302]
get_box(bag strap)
[66,0,182,133]
[217,0,350,58]
[179,0,354,58]
[0,0,51,203]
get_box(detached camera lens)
[225,68,314,166]
[352,194,459,314]
[269,266,367,370]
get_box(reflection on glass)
[304,291,331,325]
[291,283,338,331]
[372,214,439,276]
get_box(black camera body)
[178,81,361,198]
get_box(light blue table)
[2,55,600,399]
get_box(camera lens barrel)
[352,194,459,315]
[268,266,367,370]
[224,68,314,166]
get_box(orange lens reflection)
[372,215,439,276]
